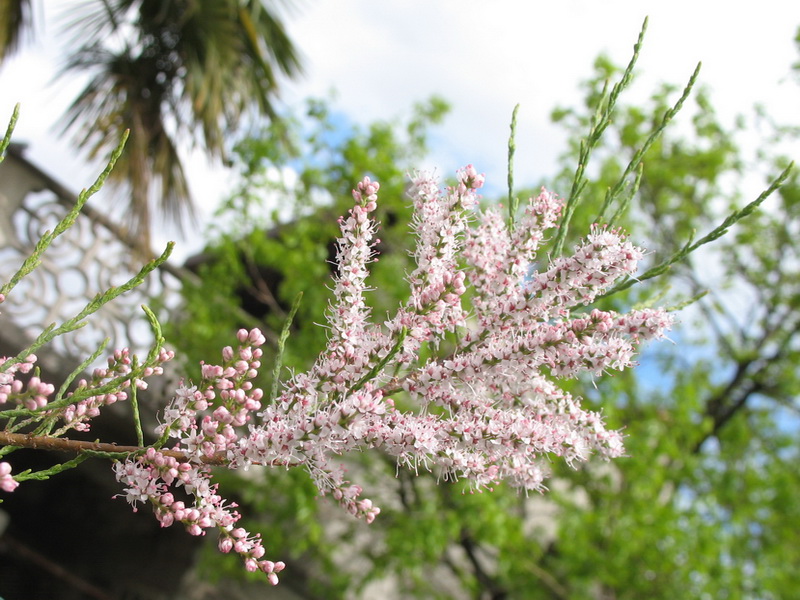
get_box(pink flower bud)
[0,462,19,493]
[248,329,266,346]
[244,558,258,572]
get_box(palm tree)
[1,0,303,249]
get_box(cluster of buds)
[114,445,284,581]
[0,355,68,491]
[114,328,284,577]
[0,346,172,497]
[0,461,18,492]
[57,347,174,433]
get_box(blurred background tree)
[0,0,303,248]
[169,36,799,599]
[1,4,798,597]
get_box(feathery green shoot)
[553,17,649,256]
[270,292,303,403]
[599,62,701,222]
[507,103,521,229]
[0,104,19,160]
[601,162,794,298]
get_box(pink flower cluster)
[0,348,172,497]
[115,329,287,580]
[227,168,672,508]
[1,166,673,586]
[114,446,284,584]
[0,348,172,433]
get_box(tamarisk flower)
[0,461,18,492]
[116,328,285,580]
[0,348,172,434]
[234,168,670,520]
[0,355,53,410]
[113,167,672,583]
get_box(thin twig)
[0,431,299,468]
[0,534,114,600]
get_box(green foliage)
[169,96,449,373]
[528,48,800,600]
[551,17,654,255]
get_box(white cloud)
[282,1,800,189]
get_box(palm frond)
[54,0,304,247]
[0,0,34,61]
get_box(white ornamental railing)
[0,143,185,365]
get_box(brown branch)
[458,528,509,600]
[693,317,800,453]
[0,431,302,468]
[0,432,226,465]
[0,533,115,600]
[458,527,568,600]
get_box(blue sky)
[1,1,799,261]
